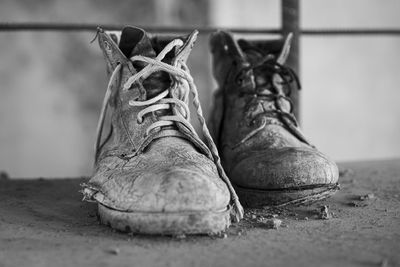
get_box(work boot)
[82,26,243,235]
[209,31,339,207]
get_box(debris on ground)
[258,217,282,229]
[360,193,375,201]
[174,234,186,239]
[106,247,120,255]
[245,208,285,221]
[349,201,369,207]
[318,205,332,220]
[226,224,244,236]
[208,231,229,239]
[349,193,377,207]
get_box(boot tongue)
[119,26,171,99]
[237,36,293,95]
[238,37,293,113]
[237,34,293,67]
[238,39,275,94]
[119,27,156,59]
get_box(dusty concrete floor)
[0,159,399,267]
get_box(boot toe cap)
[90,163,230,213]
[230,147,339,190]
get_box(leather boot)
[82,26,243,235]
[209,31,339,207]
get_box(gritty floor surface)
[0,159,399,267]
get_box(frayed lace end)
[230,199,244,223]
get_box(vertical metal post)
[282,0,300,120]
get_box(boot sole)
[98,204,231,235]
[234,183,340,208]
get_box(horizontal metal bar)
[0,23,281,34]
[1,23,400,36]
[303,29,400,36]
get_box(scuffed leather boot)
[82,26,243,235]
[209,31,339,207]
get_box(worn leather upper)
[209,31,339,190]
[83,27,230,212]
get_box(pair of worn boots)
[82,26,339,235]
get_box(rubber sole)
[234,183,340,208]
[98,204,231,235]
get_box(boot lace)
[235,46,313,147]
[95,36,244,221]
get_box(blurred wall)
[211,0,400,162]
[301,0,400,161]
[0,0,210,178]
[1,0,399,178]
